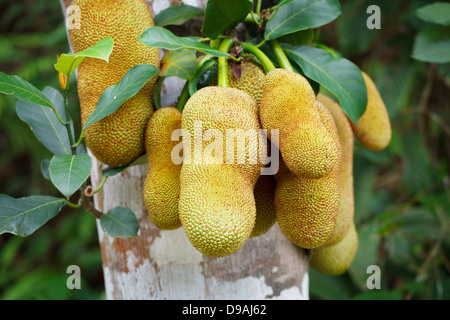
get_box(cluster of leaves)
[0,37,154,238]
[0,0,104,299]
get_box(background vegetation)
[0,0,448,299]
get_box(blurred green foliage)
[0,0,104,299]
[0,0,449,300]
[311,0,450,300]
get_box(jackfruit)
[251,174,277,237]
[317,94,354,247]
[214,59,273,238]
[310,222,358,275]
[210,59,265,104]
[179,86,263,257]
[143,106,182,230]
[260,69,340,179]
[227,59,265,105]
[351,72,392,151]
[69,0,160,167]
[275,101,341,249]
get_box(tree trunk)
[60,0,309,300]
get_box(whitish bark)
[61,0,309,300]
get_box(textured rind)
[69,0,160,167]
[310,223,358,275]
[179,87,263,257]
[210,59,265,105]
[143,106,182,230]
[251,174,277,238]
[217,60,275,238]
[275,101,341,249]
[226,59,265,106]
[317,94,355,247]
[351,72,392,151]
[260,69,340,179]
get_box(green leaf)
[412,27,450,64]
[278,29,315,46]
[278,0,295,6]
[265,0,341,40]
[0,195,66,237]
[202,0,253,40]
[49,154,92,199]
[283,44,367,123]
[160,49,198,80]
[0,72,54,109]
[416,3,450,26]
[189,58,217,96]
[100,207,139,238]
[153,77,164,110]
[16,87,71,155]
[101,154,147,178]
[41,159,51,180]
[154,5,204,27]
[336,0,380,57]
[55,36,114,76]
[83,64,160,130]
[139,27,230,57]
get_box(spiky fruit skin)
[310,223,358,275]
[179,87,263,257]
[317,94,354,247]
[351,72,392,151]
[275,101,341,249]
[251,174,277,237]
[227,60,265,105]
[69,0,160,167]
[219,59,274,238]
[143,106,182,230]
[260,69,340,179]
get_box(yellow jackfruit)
[317,94,355,247]
[251,174,277,237]
[275,101,341,249]
[310,223,358,275]
[260,69,340,179]
[351,72,392,151]
[214,59,274,238]
[143,106,182,230]
[69,0,160,167]
[179,87,263,257]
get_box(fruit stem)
[217,37,235,88]
[256,0,262,15]
[270,39,294,72]
[176,81,191,112]
[62,86,77,155]
[241,42,276,73]
[209,38,222,50]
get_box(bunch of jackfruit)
[69,0,391,276]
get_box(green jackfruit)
[351,72,392,151]
[275,101,341,249]
[69,0,159,167]
[317,94,354,247]
[260,69,340,179]
[143,106,182,230]
[179,86,263,257]
[227,59,265,105]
